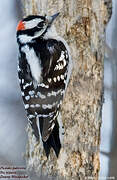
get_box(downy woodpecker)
[16,13,72,157]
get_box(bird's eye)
[37,21,45,28]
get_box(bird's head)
[16,13,59,44]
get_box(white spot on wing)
[54,51,67,71]
[63,59,67,67]
[25,104,29,109]
[25,96,30,101]
[35,104,40,108]
[52,91,57,96]
[58,51,64,61]
[22,79,24,84]
[37,113,54,118]
[47,89,63,97]
[48,78,52,83]
[39,83,49,88]
[29,90,35,96]
[54,63,64,71]
[57,76,60,81]
[53,77,57,82]
[23,82,32,89]
[54,65,58,70]
[42,104,52,109]
[61,75,64,80]
[42,102,58,110]
[37,92,46,99]
[30,104,35,108]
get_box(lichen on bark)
[20,0,112,179]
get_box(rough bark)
[20,0,112,179]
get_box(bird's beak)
[51,12,60,21]
[46,12,60,24]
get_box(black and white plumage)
[16,13,72,157]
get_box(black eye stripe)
[37,21,45,27]
[18,26,43,37]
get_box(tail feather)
[43,121,61,158]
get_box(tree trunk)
[20,0,112,179]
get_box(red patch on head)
[17,21,25,31]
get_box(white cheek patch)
[25,18,42,29]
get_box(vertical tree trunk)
[20,0,112,179]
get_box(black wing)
[18,39,69,142]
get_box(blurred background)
[0,0,116,179]
[0,0,27,167]
[100,0,117,179]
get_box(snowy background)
[0,0,117,179]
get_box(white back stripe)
[21,45,42,83]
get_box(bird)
[16,13,72,158]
